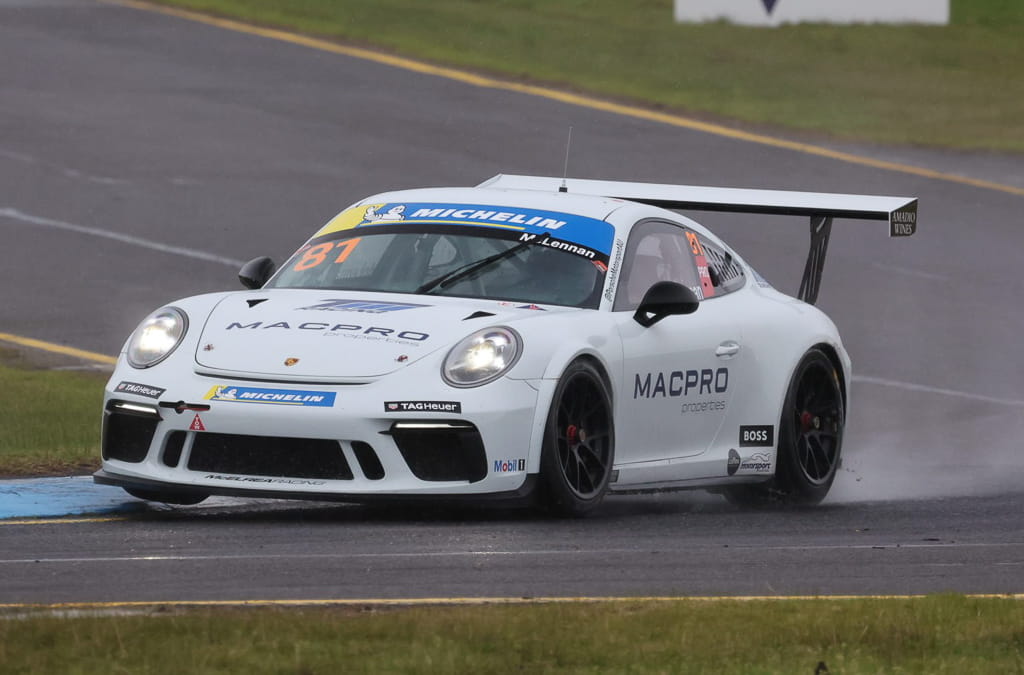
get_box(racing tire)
[124,487,209,506]
[724,348,844,507]
[539,360,615,517]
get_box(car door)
[613,220,745,465]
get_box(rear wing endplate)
[478,174,917,304]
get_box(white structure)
[675,0,949,26]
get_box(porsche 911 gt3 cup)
[95,175,917,515]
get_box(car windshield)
[267,226,609,308]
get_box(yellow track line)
[101,0,1024,197]
[0,516,129,526]
[0,332,116,365]
[2,593,1023,611]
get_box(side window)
[693,235,746,298]
[614,221,701,311]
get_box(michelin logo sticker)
[205,385,336,407]
[364,205,405,221]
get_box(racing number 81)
[293,238,362,272]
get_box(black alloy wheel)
[789,355,844,488]
[540,360,615,517]
[724,348,844,507]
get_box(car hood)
[193,289,572,379]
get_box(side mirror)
[238,257,276,289]
[633,281,700,327]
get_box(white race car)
[95,175,917,515]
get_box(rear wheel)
[539,360,615,517]
[124,487,209,505]
[724,348,844,507]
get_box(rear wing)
[478,174,917,304]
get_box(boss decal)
[739,425,774,447]
[204,385,336,407]
[385,401,462,413]
[493,459,526,473]
[114,381,165,399]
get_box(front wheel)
[724,348,844,507]
[539,360,615,517]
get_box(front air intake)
[188,433,352,480]
[102,403,160,463]
[388,421,487,483]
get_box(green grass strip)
[0,351,104,476]
[3,596,1024,673]
[139,0,1024,152]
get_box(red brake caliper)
[566,424,579,445]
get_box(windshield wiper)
[414,239,535,295]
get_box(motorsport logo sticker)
[739,452,773,474]
[204,385,336,407]
[384,401,462,413]
[114,381,165,399]
[298,299,428,313]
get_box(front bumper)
[97,371,543,500]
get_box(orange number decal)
[686,231,704,257]
[294,243,334,271]
[333,237,361,264]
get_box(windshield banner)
[315,202,615,256]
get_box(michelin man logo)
[212,386,238,400]
[364,204,406,222]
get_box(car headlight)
[442,327,522,387]
[126,307,188,369]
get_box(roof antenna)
[559,126,573,193]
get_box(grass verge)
[3,596,1024,673]
[143,0,1024,152]
[0,348,104,477]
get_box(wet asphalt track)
[1,0,1023,604]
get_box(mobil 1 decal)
[739,425,774,447]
